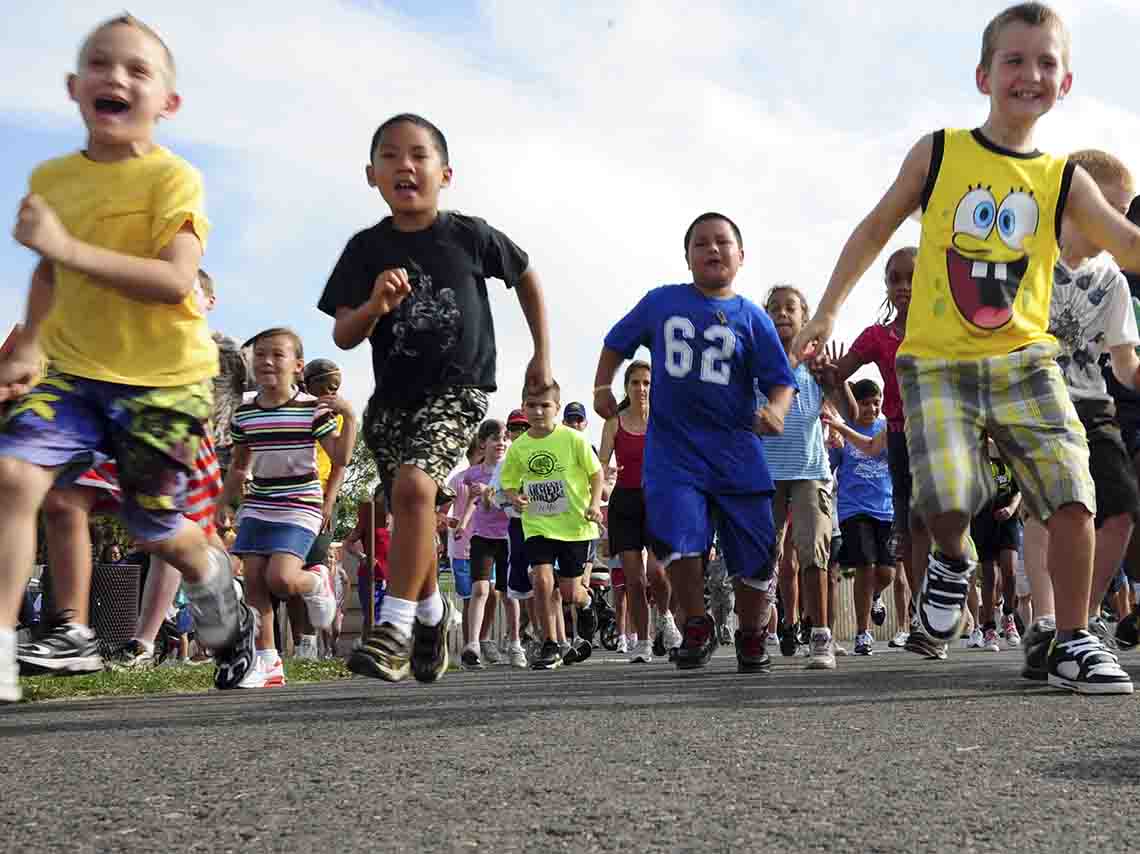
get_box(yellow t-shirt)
[315,414,344,490]
[900,128,1071,360]
[499,425,601,542]
[31,146,217,387]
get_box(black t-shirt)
[318,212,529,407]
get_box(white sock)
[378,595,417,634]
[0,627,14,655]
[257,648,278,662]
[415,591,444,626]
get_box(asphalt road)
[3,644,1138,854]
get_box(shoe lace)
[926,559,971,607]
[1061,633,1119,666]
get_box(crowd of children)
[4,2,1140,705]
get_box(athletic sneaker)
[1001,614,1021,649]
[301,565,337,630]
[213,601,260,690]
[577,602,598,642]
[1021,616,1055,681]
[675,615,716,670]
[904,628,949,660]
[766,631,780,650]
[806,628,836,670]
[717,622,733,646]
[779,622,800,658]
[237,654,286,689]
[735,629,771,674]
[1088,616,1120,652]
[616,636,629,655]
[532,639,562,670]
[561,641,578,666]
[871,595,887,627]
[348,622,412,682]
[411,595,454,684]
[919,552,975,642]
[629,640,652,664]
[1,631,20,703]
[965,627,985,649]
[187,545,244,649]
[17,620,102,675]
[888,630,909,649]
[854,631,874,656]
[461,647,484,670]
[479,639,501,665]
[982,627,1001,653]
[834,642,849,656]
[296,635,319,660]
[108,639,155,670]
[573,638,593,663]
[1116,608,1139,650]
[506,643,528,669]
[1047,630,1133,695]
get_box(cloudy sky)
[2,0,1139,446]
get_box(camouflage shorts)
[363,387,489,505]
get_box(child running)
[220,327,355,688]
[793,2,1140,693]
[595,212,796,673]
[0,14,254,702]
[319,113,551,684]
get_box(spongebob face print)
[946,184,1040,330]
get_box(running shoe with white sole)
[532,640,562,670]
[871,595,887,627]
[806,628,836,670]
[1001,613,1021,649]
[1,631,19,703]
[904,627,949,660]
[461,647,484,670]
[17,619,103,675]
[348,622,411,682]
[735,629,771,674]
[296,635,319,660]
[1047,630,1133,695]
[1021,616,1054,681]
[965,627,985,649]
[629,640,652,664]
[411,595,454,684]
[506,643,528,668]
[237,654,286,689]
[675,615,716,670]
[982,627,1001,653]
[919,552,975,642]
[186,545,244,649]
[854,631,874,656]
[108,639,155,670]
[888,630,909,649]
[213,601,260,690]
[479,639,501,665]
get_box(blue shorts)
[506,517,533,599]
[451,558,473,599]
[232,517,317,560]
[0,370,211,543]
[357,577,386,622]
[644,481,776,581]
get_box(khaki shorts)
[897,342,1096,523]
[772,479,832,571]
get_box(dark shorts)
[838,515,893,568]
[506,517,533,599]
[0,370,211,542]
[469,534,509,590]
[829,532,848,568]
[886,428,912,538]
[1078,399,1140,527]
[608,486,652,554]
[969,506,1023,562]
[363,387,489,507]
[1103,362,1140,460]
[525,537,590,578]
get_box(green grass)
[18,658,352,703]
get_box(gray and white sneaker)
[480,639,501,665]
[1088,616,1120,652]
[18,620,103,675]
[185,545,242,649]
[806,628,837,670]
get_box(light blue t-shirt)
[758,362,829,481]
[830,419,893,523]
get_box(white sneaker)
[0,631,19,703]
[238,654,286,688]
[834,642,849,656]
[806,628,836,670]
[889,630,909,648]
[766,631,780,649]
[616,636,628,654]
[630,640,652,663]
[301,565,337,629]
[661,613,683,650]
[1002,614,1022,648]
[966,627,985,649]
[480,639,501,665]
[982,627,1001,653]
[296,635,319,660]
[507,643,527,668]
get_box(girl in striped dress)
[221,327,356,688]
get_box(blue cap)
[563,402,587,422]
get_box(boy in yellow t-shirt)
[793,3,1140,695]
[500,381,604,670]
[0,14,255,703]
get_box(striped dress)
[231,391,338,534]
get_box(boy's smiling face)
[855,393,882,427]
[68,23,179,154]
[367,122,452,222]
[977,20,1071,124]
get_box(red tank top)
[614,417,646,489]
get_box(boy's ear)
[975,64,991,96]
[159,91,182,120]
[440,165,453,188]
[66,73,79,102]
[365,164,377,188]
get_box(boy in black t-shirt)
[318,113,552,684]
[969,438,1023,652]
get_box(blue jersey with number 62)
[604,283,797,493]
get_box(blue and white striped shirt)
[759,362,829,482]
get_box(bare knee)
[391,467,438,515]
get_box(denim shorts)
[232,516,317,560]
[451,558,473,599]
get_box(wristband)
[593,385,611,393]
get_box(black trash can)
[40,562,141,657]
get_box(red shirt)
[850,323,905,430]
[352,506,390,582]
[613,418,646,489]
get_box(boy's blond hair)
[79,13,176,86]
[980,2,1070,71]
[1069,150,1135,196]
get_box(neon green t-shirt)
[499,425,601,542]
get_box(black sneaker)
[531,640,562,670]
[348,622,412,683]
[411,595,454,684]
[919,552,975,641]
[1115,608,1139,650]
[734,629,771,674]
[17,617,102,675]
[1088,616,1120,651]
[577,601,598,642]
[573,638,593,663]
[675,615,716,670]
[903,627,948,660]
[871,595,887,627]
[779,622,799,657]
[652,634,666,658]
[213,601,259,690]
[1021,616,1054,681]
[561,642,579,666]
[460,648,484,670]
[1047,630,1134,695]
[107,639,155,671]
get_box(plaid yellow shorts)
[896,342,1095,523]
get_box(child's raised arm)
[1066,165,1140,273]
[593,348,627,419]
[513,268,552,393]
[821,411,888,457]
[792,136,932,361]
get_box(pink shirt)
[850,323,905,430]
[446,471,471,560]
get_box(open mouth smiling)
[94,96,130,115]
[945,250,1028,330]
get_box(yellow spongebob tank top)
[899,128,1073,360]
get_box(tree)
[332,432,377,539]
